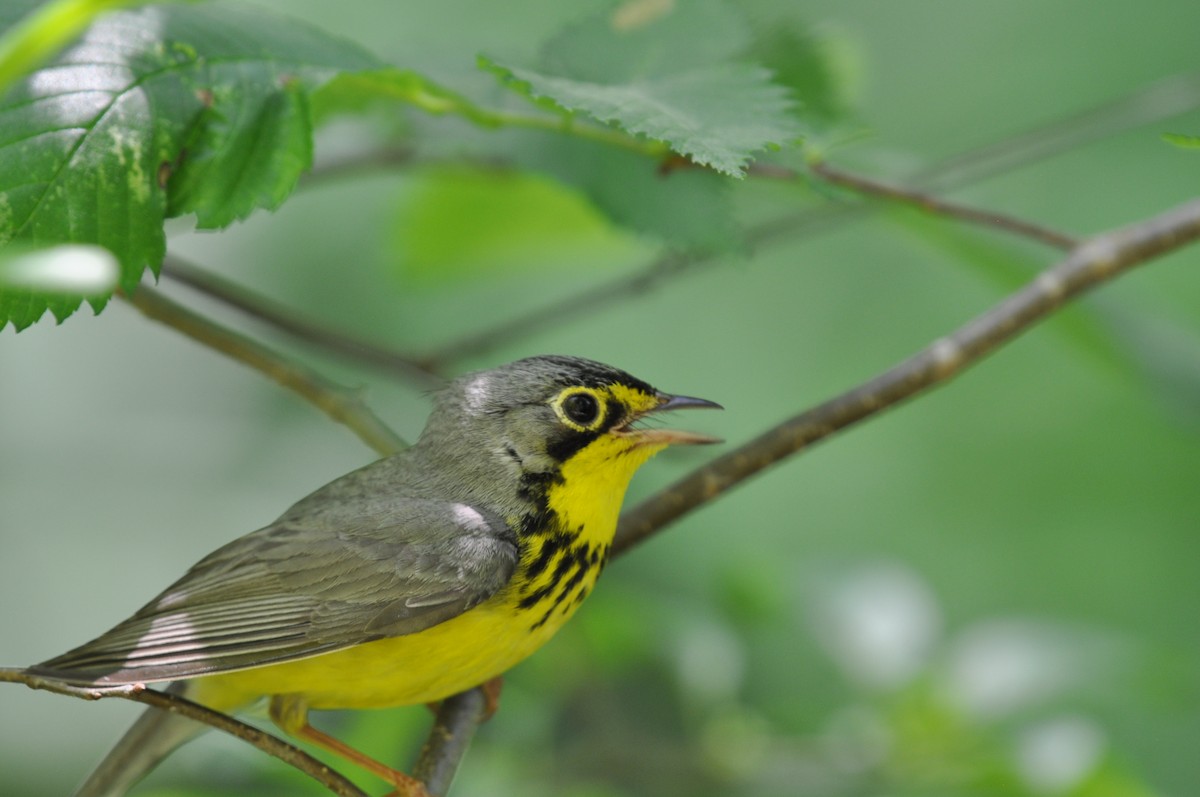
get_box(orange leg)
[270,695,430,797]
[478,676,504,720]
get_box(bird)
[26,355,721,797]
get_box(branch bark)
[418,251,693,372]
[0,668,368,797]
[123,285,407,457]
[808,160,1079,250]
[411,688,490,796]
[160,255,444,389]
[614,197,1200,553]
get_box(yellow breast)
[193,594,583,710]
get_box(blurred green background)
[3,1,1200,795]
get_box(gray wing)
[31,499,518,685]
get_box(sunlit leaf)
[0,2,378,329]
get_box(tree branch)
[122,285,407,457]
[418,251,693,372]
[160,255,444,389]
[909,70,1200,192]
[808,160,1079,250]
[411,688,490,797]
[0,668,368,797]
[614,197,1200,553]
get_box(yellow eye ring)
[552,387,606,432]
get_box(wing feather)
[31,499,518,685]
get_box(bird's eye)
[559,391,602,429]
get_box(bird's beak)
[618,392,723,446]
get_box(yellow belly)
[190,579,593,712]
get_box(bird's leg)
[270,694,430,797]
[479,676,504,720]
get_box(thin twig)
[809,160,1079,250]
[418,70,1200,367]
[614,197,1200,553]
[411,688,489,797]
[122,286,407,457]
[910,70,1200,192]
[0,668,367,797]
[418,252,692,372]
[421,201,875,370]
[160,255,444,389]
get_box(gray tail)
[72,684,208,797]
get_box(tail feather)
[72,684,208,797]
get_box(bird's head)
[421,355,720,516]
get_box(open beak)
[618,392,723,446]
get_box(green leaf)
[499,132,741,252]
[482,1,801,177]
[1162,131,1200,149]
[312,66,741,251]
[390,166,649,283]
[166,78,316,228]
[0,2,379,330]
[746,22,860,123]
[484,58,799,177]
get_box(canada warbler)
[28,355,720,797]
